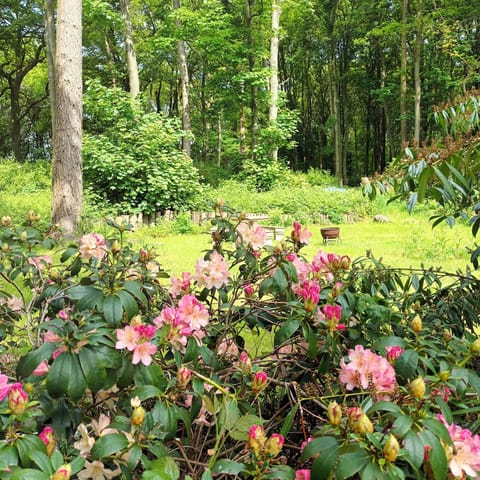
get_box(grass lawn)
[127,203,475,277]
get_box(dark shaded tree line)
[0,0,479,185]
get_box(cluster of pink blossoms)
[437,414,480,479]
[79,233,107,261]
[339,345,396,397]
[169,272,192,297]
[236,221,266,250]
[312,251,351,282]
[115,323,157,366]
[194,251,230,290]
[291,221,312,245]
[317,304,345,331]
[153,294,209,349]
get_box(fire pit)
[320,227,341,244]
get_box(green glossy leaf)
[68,285,102,301]
[334,446,371,479]
[90,433,129,460]
[404,431,424,470]
[420,429,448,480]
[123,281,148,305]
[15,435,45,469]
[103,294,123,325]
[300,436,338,462]
[273,267,288,291]
[78,348,107,393]
[263,465,295,479]
[421,418,452,447]
[118,289,139,319]
[10,469,50,480]
[311,440,339,479]
[66,354,87,401]
[16,342,57,378]
[392,414,413,437]
[280,404,299,437]
[360,461,384,480]
[30,451,53,474]
[395,349,419,380]
[47,352,74,398]
[0,445,18,468]
[212,459,246,475]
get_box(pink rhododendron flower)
[194,251,230,289]
[295,469,311,480]
[79,233,107,261]
[297,279,321,312]
[33,361,49,376]
[58,310,70,320]
[177,294,209,331]
[90,414,116,437]
[437,414,480,479]
[115,325,140,351]
[217,338,239,357]
[44,330,62,343]
[252,371,268,393]
[132,341,157,366]
[28,255,52,270]
[7,296,23,312]
[0,373,11,401]
[243,283,255,297]
[339,345,396,396]
[385,345,404,364]
[39,426,56,456]
[291,221,312,245]
[169,272,192,297]
[8,382,28,414]
[236,221,266,250]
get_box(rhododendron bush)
[0,208,480,480]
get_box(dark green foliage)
[83,82,203,214]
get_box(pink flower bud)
[327,401,342,426]
[252,371,268,394]
[177,366,191,390]
[265,433,284,456]
[385,346,404,364]
[39,426,56,456]
[347,407,373,436]
[383,434,400,462]
[8,383,28,415]
[51,464,71,480]
[248,425,266,455]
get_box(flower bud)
[347,407,373,436]
[248,425,266,455]
[1,216,12,226]
[252,371,268,394]
[411,315,422,333]
[383,434,400,462]
[51,464,71,480]
[132,405,146,426]
[340,255,351,270]
[471,338,480,354]
[385,346,404,364]
[1,243,9,253]
[111,240,121,254]
[410,377,426,400]
[177,366,191,390]
[8,383,28,415]
[265,433,284,457]
[238,352,252,373]
[443,330,453,343]
[327,401,342,426]
[439,371,450,382]
[39,426,56,456]
[29,210,36,223]
[20,230,28,242]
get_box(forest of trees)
[0,0,479,187]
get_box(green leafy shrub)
[83,82,203,215]
[1,207,480,479]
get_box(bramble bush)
[0,207,480,479]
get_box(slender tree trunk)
[269,0,282,163]
[328,61,343,185]
[413,0,423,146]
[173,0,191,156]
[217,113,222,167]
[120,0,140,99]
[400,0,408,147]
[51,0,83,236]
[104,36,117,89]
[9,80,23,163]
[44,0,56,145]
[246,0,258,158]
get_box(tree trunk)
[173,0,191,156]
[413,0,423,146]
[120,0,140,99]
[44,0,56,144]
[9,79,23,163]
[269,0,282,163]
[51,0,83,236]
[400,0,408,147]
[246,0,258,159]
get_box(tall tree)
[51,0,83,235]
[269,0,282,162]
[400,0,408,147]
[120,0,140,99]
[413,0,423,146]
[0,0,46,162]
[44,0,56,143]
[173,0,192,156]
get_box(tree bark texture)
[400,0,408,147]
[120,0,140,99]
[413,0,423,146]
[269,0,282,163]
[44,0,56,148]
[51,0,83,236]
